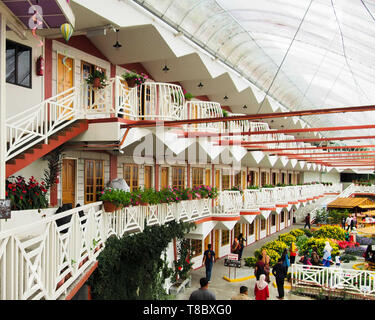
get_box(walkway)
[176,223,313,300]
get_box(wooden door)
[62,159,76,207]
[144,166,152,189]
[161,167,169,189]
[214,230,219,257]
[205,169,211,186]
[204,234,210,251]
[242,171,246,190]
[58,54,74,118]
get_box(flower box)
[168,276,192,295]
[103,201,122,213]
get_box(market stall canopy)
[359,210,375,217]
[327,197,375,209]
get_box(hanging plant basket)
[103,201,122,213]
[93,77,102,88]
[126,78,137,88]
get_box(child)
[335,255,341,268]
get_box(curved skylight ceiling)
[135,0,375,144]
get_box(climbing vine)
[88,220,195,300]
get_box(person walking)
[281,248,290,276]
[254,254,265,281]
[238,233,247,260]
[231,286,251,300]
[254,274,269,300]
[189,277,216,300]
[351,214,356,231]
[272,258,286,300]
[202,244,215,282]
[346,215,353,232]
[261,249,271,283]
[341,216,346,229]
[290,242,297,264]
[304,213,311,229]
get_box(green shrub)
[254,248,280,267]
[296,234,309,250]
[278,233,297,247]
[313,225,345,240]
[289,229,305,238]
[261,240,287,255]
[340,254,357,263]
[299,238,339,258]
[327,209,350,225]
[244,256,257,267]
[301,228,313,237]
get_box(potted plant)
[86,69,107,89]
[100,188,129,212]
[183,89,194,101]
[122,70,148,88]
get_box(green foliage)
[313,225,345,240]
[278,233,297,247]
[261,184,275,188]
[42,147,63,190]
[86,69,107,88]
[327,209,350,225]
[301,228,313,237]
[88,220,195,300]
[314,208,329,224]
[296,234,309,250]
[289,229,305,238]
[222,109,229,117]
[340,254,357,263]
[100,188,131,207]
[247,185,259,189]
[254,248,280,267]
[244,256,257,267]
[261,240,288,255]
[172,238,193,281]
[299,238,339,258]
[6,176,48,210]
[122,70,148,86]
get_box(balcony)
[0,183,336,299]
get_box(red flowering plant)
[172,238,193,282]
[191,185,218,200]
[6,176,48,210]
[336,240,360,250]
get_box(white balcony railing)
[292,264,375,298]
[6,87,78,161]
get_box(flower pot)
[93,77,102,88]
[126,78,137,88]
[103,201,121,212]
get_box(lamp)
[113,29,122,49]
[162,64,170,73]
[243,105,247,109]
[223,95,228,100]
[198,82,204,88]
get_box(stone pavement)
[175,223,314,300]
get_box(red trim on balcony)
[65,261,98,300]
[194,216,240,224]
[276,204,288,207]
[240,211,261,215]
[298,199,308,202]
[288,201,299,204]
[260,207,276,211]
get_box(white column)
[0,13,6,200]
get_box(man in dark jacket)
[304,213,311,229]
[189,277,216,300]
[272,258,286,300]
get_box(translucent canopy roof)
[137,0,375,145]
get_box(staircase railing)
[6,87,78,161]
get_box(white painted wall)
[12,158,48,182]
[321,171,340,184]
[302,171,321,183]
[6,31,44,118]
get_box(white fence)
[292,264,375,298]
